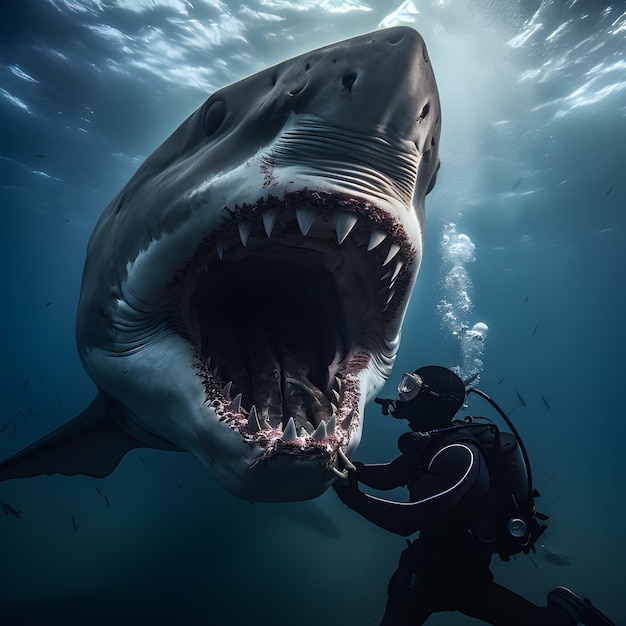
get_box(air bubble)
[436,223,487,384]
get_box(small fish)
[139,456,146,464]
[507,407,516,416]
[606,186,613,195]
[17,409,29,420]
[45,302,51,307]
[176,482,184,491]
[463,373,480,387]
[524,296,529,303]
[529,555,539,570]
[0,420,13,434]
[541,395,551,410]
[516,390,527,407]
[12,424,17,438]
[22,377,29,388]
[72,517,80,531]
[95,485,110,506]
[27,405,34,414]
[35,154,44,158]
[1,500,22,518]
[532,325,538,336]
[542,474,559,484]
[511,177,523,192]
[540,547,570,567]
[496,377,504,386]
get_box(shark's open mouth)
[0,27,440,503]
[179,189,416,464]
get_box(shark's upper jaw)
[182,187,417,476]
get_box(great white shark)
[0,26,441,502]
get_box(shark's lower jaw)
[166,189,417,499]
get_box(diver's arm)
[335,443,479,536]
[354,455,407,490]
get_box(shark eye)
[204,100,226,137]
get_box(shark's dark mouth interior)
[184,190,416,452]
[193,256,346,434]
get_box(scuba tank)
[466,387,548,559]
[407,388,549,560]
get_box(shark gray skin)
[0,26,441,502]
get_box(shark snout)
[274,27,440,170]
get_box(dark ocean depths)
[1,0,624,624]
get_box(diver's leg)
[379,543,433,626]
[461,581,575,625]
[449,553,574,625]
[547,587,616,626]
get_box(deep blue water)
[1,1,625,624]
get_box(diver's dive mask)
[374,373,435,417]
[376,367,466,420]
[397,372,461,404]
[397,372,425,401]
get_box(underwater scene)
[1,0,624,624]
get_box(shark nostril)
[417,102,430,122]
[386,32,404,45]
[204,99,226,137]
[342,72,357,92]
[289,82,306,97]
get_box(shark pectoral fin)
[0,394,145,481]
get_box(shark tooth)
[261,419,272,430]
[295,207,316,235]
[238,221,251,247]
[326,414,336,435]
[391,260,403,281]
[229,394,242,412]
[263,209,278,237]
[331,389,340,404]
[341,409,355,431]
[247,405,261,433]
[216,241,225,260]
[282,417,298,441]
[383,243,400,266]
[335,212,358,244]
[367,230,387,251]
[221,381,232,399]
[312,420,327,441]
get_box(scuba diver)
[332,365,615,626]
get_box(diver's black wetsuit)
[334,428,573,626]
